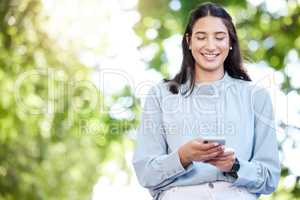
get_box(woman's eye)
[196,37,205,40]
[216,37,225,41]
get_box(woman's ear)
[186,33,191,49]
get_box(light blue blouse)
[132,72,281,199]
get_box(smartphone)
[203,137,226,145]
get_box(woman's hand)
[204,148,235,172]
[178,139,224,168]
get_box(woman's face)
[188,16,230,72]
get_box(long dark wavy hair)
[164,2,251,96]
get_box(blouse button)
[208,182,214,188]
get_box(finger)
[205,155,228,162]
[196,141,222,151]
[222,150,234,156]
[211,150,233,158]
[201,151,223,161]
[200,145,224,155]
[206,153,235,162]
[214,152,234,160]
[193,140,220,151]
[205,160,216,165]
[205,145,225,154]
[211,159,234,166]
[209,157,228,161]
[193,148,224,162]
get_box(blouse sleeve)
[232,87,281,194]
[132,84,194,190]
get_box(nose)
[205,37,216,51]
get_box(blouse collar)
[180,71,232,97]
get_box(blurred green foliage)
[0,0,138,199]
[134,0,300,199]
[1,0,300,199]
[135,0,300,93]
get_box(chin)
[197,64,222,72]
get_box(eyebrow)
[194,31,227,35]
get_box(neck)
[195,65,225,83]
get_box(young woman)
[132,2,280,200]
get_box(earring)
[229,46,233,50]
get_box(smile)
[201,53,220,60]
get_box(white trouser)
[159,181,257,200]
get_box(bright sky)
[41,0,300,198]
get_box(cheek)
[220,39,230,51]
[219,42,230,51]
[190,42,204,51]
[190,43,202,56]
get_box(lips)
[201,53,220,61]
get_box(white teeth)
[202,53,218,58]
[205,54,216,57]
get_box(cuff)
[232,158,264,188]
[161,150,194,180]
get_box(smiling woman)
[132,2,281,200]
[162,2,251,96]
[188,16,231,81]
